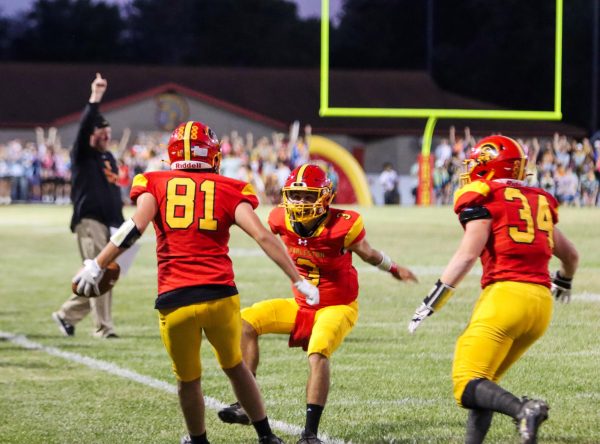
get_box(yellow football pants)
[452,281,553,406]
[241,298,358,358]
[158,295,243,382]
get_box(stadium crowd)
[0,125,314,206]
[1,125,599,207]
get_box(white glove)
[551,271,572,304]
[294,278,320,306]
[408,303,433,334]
[72,259,104,297]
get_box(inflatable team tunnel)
[308,135,373,206]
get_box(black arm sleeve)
[71,102,100,162]
[459,206,491,225]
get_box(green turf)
[0,204,598,443]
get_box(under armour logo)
[298,239,308,246]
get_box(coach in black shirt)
[52,73,124,339]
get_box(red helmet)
[167,121,221,172]
[460,135,527,186]
[282,164,334,223]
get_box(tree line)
[0,0,596,131]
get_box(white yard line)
[0,331,348,444]
[575,292,600,302]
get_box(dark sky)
[0,0,344,18]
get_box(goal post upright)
[318,0,564,205]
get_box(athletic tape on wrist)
[377,251,393,271]
[110,218,141,249]
[423,279,455,312]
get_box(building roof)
[0,62,586,138]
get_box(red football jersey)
[454,179,559,288]
[268,206,366,308]
[130,170,258,296]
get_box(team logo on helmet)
[475,143,499,164]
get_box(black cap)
[93,113,110,129]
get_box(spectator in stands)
[379,162,399,205]
[117,158,132,204]
[554,165,579,206]
[52,73,124,339]
[290,136,310,169]
[275,160,291,189]
[539,170,556,196]
[579,168,599,206]
[0,146,10,204]
[434,138,453,168]
[553,133,571,168]
[7,140,28,202]
[433,162,451,205]
[221,149,244,179]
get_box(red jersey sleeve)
[130,173,150,203]
[343,214,366,248]
[453,180,492,215]
[237,182,259,210]
[268,207,285,235]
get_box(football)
[72,261,121,297]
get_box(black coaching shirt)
[69,102,124,232]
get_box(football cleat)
[516,398,549,444]
[258,434,285,444]
[217,402,251,425]
[296,431,323,444]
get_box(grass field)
[1,204,599,444]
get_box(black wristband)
[554,271,572,289]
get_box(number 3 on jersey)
[504,187,553,248]
[165,178,218,231]
[296,257,320,287]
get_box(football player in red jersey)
[408,135,579,444]
[218,164,418,444]
[71,121,321,444]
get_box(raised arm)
[89,72,108,103]
[72,73,109,161]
